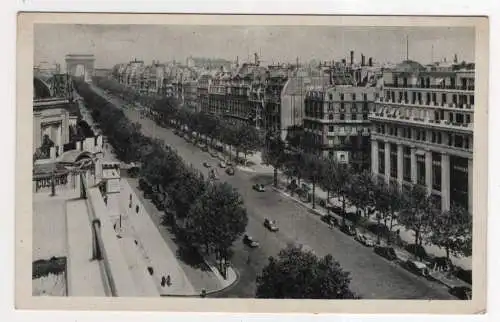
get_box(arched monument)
[65,54,95,83]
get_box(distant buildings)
[369,59,474,213]
[108,54,475,214]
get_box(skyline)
[34,25,475,70]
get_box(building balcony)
[376,97,474,112]
[369,113,473,133]
[384,84,475,92]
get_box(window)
[466,114,471,124]
[426,93,431,104]
[352,93,356,101]
[432,152,442,191]
[351,114,357,120]
[390,143,398,178]
[417,154,426,185]
[363,113,368,120]
[363,93,368,101]
[432,93,437,104]
[399,92,403,102]
[378,142,385,174]
[437,132,442,144]
[403,147,411,182]
[340,113,345,120]
[442,93,447,104]
[329,113,334,120]
[329,93,333,100]
[329,125,334,132]
[340,93,344,101]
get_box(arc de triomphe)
[65,54,95,83]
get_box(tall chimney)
[361,54,365,67]
[350,50,354,65]
[368,57,373,67]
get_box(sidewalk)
[90,91,237,295]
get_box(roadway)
[90,85,455,300]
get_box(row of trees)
[265,134,472,261]
[95,77,264,165]
[76,79,249,277]
[92,77,360,298]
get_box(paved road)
[90,85,455,300]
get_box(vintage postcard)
[16,13,488,314]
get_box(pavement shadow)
[161,222,212,272]
[249,173,274,184]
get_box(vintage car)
[243,234,259,248]
[264,218,279,232]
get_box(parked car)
[355,232,376,247]
[200,145,209,152]
[203,161,211,168]
[209,169,219,181]
[225,166,235,176]
[219,161,227,168]
[401,259,430,277]
[253,184,266,192]
[264,218,279,231]
[210,150,218,158]
[243,234,259,248]
[374,246,398,261]
[173,130,180,136]
[340,223,357,236]
[449,286,472,300]
[321,214,339,227]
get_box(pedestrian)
[161,276,166,287]
[166,274,171,286]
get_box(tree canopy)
[256,244,357,299]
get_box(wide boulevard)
[91,85,454,299]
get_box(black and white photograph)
[16,13,488,314]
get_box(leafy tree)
[168,166,207,221]
[301,154,324,209]
[285,125,305,152]
[255,244,357,299]
[348,170,376,218]
[427,204,472,260]
[262,133,287,187]
[237,125,262,165]
[399,185,436,246]
[184,182,248,277]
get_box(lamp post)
[50,169,56,197]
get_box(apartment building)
[369,60,474,213]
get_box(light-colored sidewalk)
[66,199,106,296]
[120,187,196,296]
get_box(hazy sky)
[34,24,475,70]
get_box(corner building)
[369,60,474,214]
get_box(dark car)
[243,234,259,248]
[264,218,279,232]
[340,223,357,236]
[449,286,472,300]
[374,246,398,261]
[225,167,235,176]
[401,259,430,277]
[253,184,266,192]
[321,214,339,227]
[203,161,211,168]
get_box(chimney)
[361,54,365,67]
[342,58,346,65]
[368,57,373,67]
[350,50,354,65]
